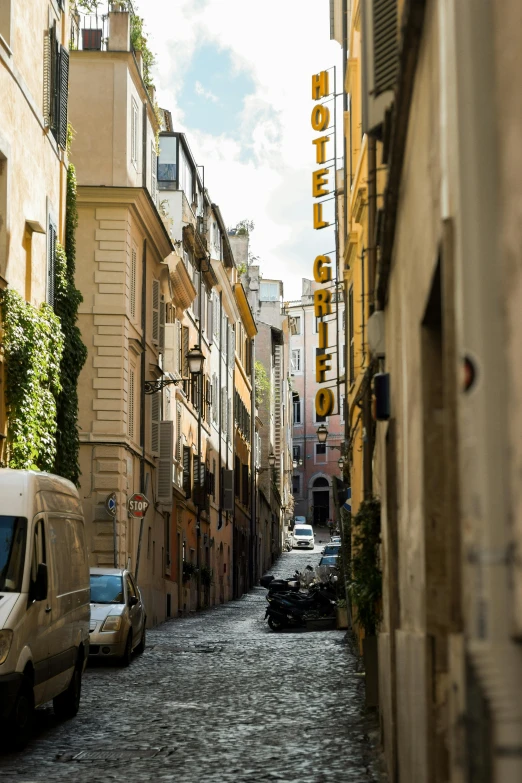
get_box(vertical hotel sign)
[312,70,334,418]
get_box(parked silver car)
[89,568,146,666]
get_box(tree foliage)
[254,360,270,408]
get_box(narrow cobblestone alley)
[0,549,380,783]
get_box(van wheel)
[135,622,146,655]
[120,631,132,667]
[6,677,34,750]
[53,664,82,720]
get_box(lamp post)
[316,424,343,452]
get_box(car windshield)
[320,556,338,566]
[90,574,124,604]
[0,516,27,593]
[294,528,312,537]
[323,545,341,555]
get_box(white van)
[0,469,90,748]
[292,524,315,550]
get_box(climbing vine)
[347,498,382,636]
[0,290,63,471]
[53,164,88,485]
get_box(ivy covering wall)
[53,164,87,484]
[0,165,86,481]
[0,290,63,471]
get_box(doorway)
[312,477,330,526]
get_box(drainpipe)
[196,260,203,611]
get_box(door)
[27,519,52,706]
[312,490,329,526]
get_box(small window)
[259,281,280,302]
[292,475,300,495]
[293,394,302,425]
[315,443,327,464]
[293,444,301,461]
[291,349,301,373]
[292,315,301,335]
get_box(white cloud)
[142,0,341,300]
[194,80,219,103]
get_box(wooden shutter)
[152,279,160,343]
[151,142,157,202]
[182,326,189,377]
[221,387,227,434]
[47,220,56,307]
[176,321,182,375]
[229,324,235,369]
[43,30,51,127]
[222,469,234,511]
[159,295,166,353]
[163,323,177,373]
[158,421,173,505]
[175,403,182,462]
[151,393,160,455]
[131,99,137,163]
[130,246,137,319]
[182,446,191,498]
[58,46,69,150]
[207,298,213,344]
[361,0,397,133]
[128,369,135,439]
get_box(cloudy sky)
[142,0,341,301]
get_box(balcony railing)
[70,1,136,53]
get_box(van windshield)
[0,516,27,593]
[90,574,124,604]
[294,528,313,537]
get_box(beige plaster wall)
[0,0,67,303]
[381,2,442,780]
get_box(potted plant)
[336,599,348,629]
[200,565,213,588]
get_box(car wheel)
[135,621,146,655]
[120,631,132,667]
[53,663,82,720]
[6,676,34,750]
[268,616,284,632]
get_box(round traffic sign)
[128,493,150,518]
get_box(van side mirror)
[32,563,48,602]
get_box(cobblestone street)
[0,548,380,783]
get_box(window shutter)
[207,298,213,344]
[158,421,173,505]
[182,326,189,377]
[182,445,191,498]
[176,321,182,375]
[222,469,234,511]
[163,323,177,373]
[361,0,397,133]
[47,221,56,307]
[175,403,182,462]
[212,375,218,425]
[159,295,166,353]
[43,30,51,127]
[58,46,69,150]
[151,142,157,202]
[152,279,160,343]
[151,393,160,455]
[131,100,137,163]
[229,325,235,370]
[128,369,135,439]
[221,387,227,434]
[130,246,137,319]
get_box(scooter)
[265,584,336,631]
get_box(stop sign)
[127,493,150,518]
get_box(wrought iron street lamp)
[144,344,205,394]
[316,424,343,452]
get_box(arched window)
[313,476,329,488]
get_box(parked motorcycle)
[265,583,337,631]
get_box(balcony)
[70,1,137,53]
